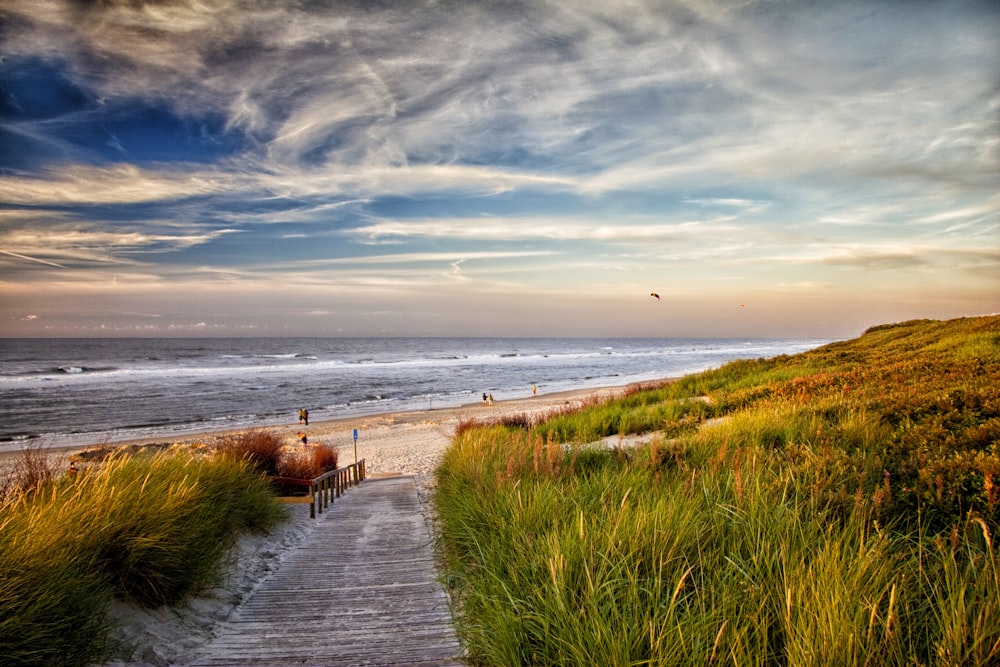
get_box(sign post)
[353,428,359,464]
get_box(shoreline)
[0,383,641,467]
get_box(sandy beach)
[50,384,631,666]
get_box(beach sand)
[45,385,633,666]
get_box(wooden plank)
[183,476,464,666]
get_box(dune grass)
[0,450,285,667]
[277,442,340,479]
[434,316,1000,666]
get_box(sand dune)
[92,385,630,666]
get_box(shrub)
[215,429,284,476]
[277,444,340,479]
[1,445,58,503]
[309,443,339,473]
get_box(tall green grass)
[0,451,285,667]
[435,316,1000,666]
[437,429,999,666]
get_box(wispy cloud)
[0,221,241,274]
[0,164,237,205]
[294,250,558,265]
[0,249,68,269]
[349,217,723,243]
[1,0,997,336]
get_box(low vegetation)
[277,442,340,480]
[216,428,286,476]
[216,428,340,480]
[435,316,1000,666]
[0,431,309,667]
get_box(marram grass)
[0,450,285,667]
[434,316,1000,666]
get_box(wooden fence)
[307,459,366,518]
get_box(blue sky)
[1,0,997,338]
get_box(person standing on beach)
[298,431,308,447]
[482,392,488,405]
[303,409,308,426]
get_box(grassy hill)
[434,315,1000,666]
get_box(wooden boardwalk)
[185,476,465,666]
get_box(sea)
[0,337,832,451]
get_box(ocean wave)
[1,344,812,386]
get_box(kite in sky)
[650,293,661,301]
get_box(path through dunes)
[184,475,464,666]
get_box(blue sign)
[353,428,358,441]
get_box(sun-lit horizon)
[2,1,997,339]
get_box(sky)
[1,0,998,339]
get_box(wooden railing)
[307,459,366,519]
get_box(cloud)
[260,164,577,198]
[764,243,1000,276]
[0,249,68,269]
[0,164,237,205]
[6,1,996,204]
[298,250,558,266]
[0,220,241,273]
[1,1,997,336]
[349,217,724,243]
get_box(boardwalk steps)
[184,475,464,666]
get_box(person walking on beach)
[298,431,308,447]
[483,392,488,405]
[298,408,309,425]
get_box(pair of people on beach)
[482,392,494,406]
[298,408,309,425]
